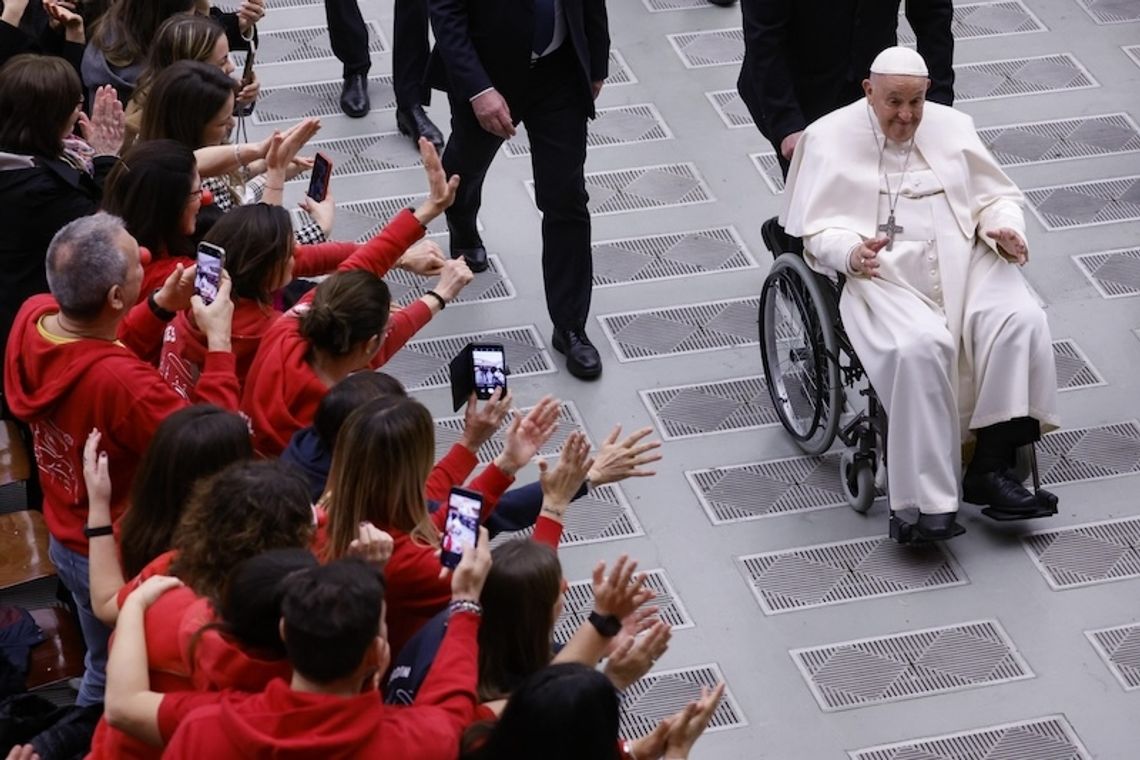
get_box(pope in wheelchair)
[760,46,1059,543]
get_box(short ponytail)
[300,270,391,356]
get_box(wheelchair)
[755,218,1056,543]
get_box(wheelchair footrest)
[981,503,1057,522]
[889,508,965,544]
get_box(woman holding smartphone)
[320,394,592,658]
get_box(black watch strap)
[84,524,114,538]
[147,291,176,322]
[588,610,622,637]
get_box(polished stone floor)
[240,0,1140,756]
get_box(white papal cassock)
[780,99,1059,515]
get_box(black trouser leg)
[522,51,592,330]
[970,416,1042,474]
[392,0,431,109]
[441,90,505,246]
[324,0,370,77]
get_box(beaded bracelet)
[448,599,483,617]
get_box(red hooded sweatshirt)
[241,209,432,457]
[161,611,481,759]
[3,295,239,554]
[157,239,364,398]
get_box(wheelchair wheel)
[758,253,843,455]
[839,449,875,514]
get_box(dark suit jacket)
[737,0,952,146]
[426,0,610,116]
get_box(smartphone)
[471,343,507,400]
[440,487,482,569]
[307,152,333,202]
[240,48,256,88]
[194,242,226,306]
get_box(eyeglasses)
[189,188,203,199]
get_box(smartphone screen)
[472,344,507,400]
[194,242,225,305]
[307,152,333,202]
[440,488,482,569]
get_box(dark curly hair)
[170,460,315,604]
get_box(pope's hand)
[986,228,1028,266]
[848,238,889,278]
[780,131,804,161]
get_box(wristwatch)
[84,524,114,538]
[588,610,621,637]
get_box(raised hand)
[346,521,394,571]
[431,258,474,303]
[450,526,492,602]
[588,425,661,486]
[82,429,112,522]
[79,85,125,157]
[236,0,265,33]
[592,555,653,621]
[537,430,593,515]
[191,270,235,352]
[494,396,561,475]
[414,137,460,224]
[267,118,321,172]
[986,227,1028,265]
[460,387,512,454]
[662,683,727,758]
[153,262,196,314]
[604,618,672,690]
[298,192,336,236]
[398,239,448,277]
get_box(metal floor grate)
[640,376,778,439]
[850,715,1091,760]
[235,21,386,67]
[791,619,1033,712]
[553,568,693,644]
[287,132,422,181]
[433,401,591,465]
[688,452,886,525]
[620,663,747,738]
[954,54,1098,102]
[898,1,1046,44]
[253,74,396,124]
[382,325,555,390]
[1127,45,1140,70]
[979,113,1140,167]
[640,0,708,11]
[1073,248,1140,298]
[1022,515,1140,590]
[706,89,755,129]
[593,226,756,287]
[606,49,638,86]
[528,162,714,217]
[739,536,967,615]
[598,297,759,362]
[1035,420,1140,487]
[667,28,745,69]
[490,483,644,548]
[385,255,514,310]
[1052,339,1105,391]
[503,103,672,158]
[1026,175,1140,229]
[1076,0,1140,23]
[750,152,785,193]
[329,193,481,242]
[1086,623,1140,691]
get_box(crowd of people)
[0,0,728,757]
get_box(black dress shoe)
[552,329,602,380]
[450,243,488,273]
[913,512,965,541]
[396,105,445,154]
[706,0,737,5]
[340,74,370,118]
[962,469,1039,512]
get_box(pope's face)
[864,74,929,143]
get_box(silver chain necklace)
[866,104,915,250]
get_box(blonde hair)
[323,396,438,559]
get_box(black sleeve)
[0,19,35,69]
[583,0,610,82]
[427,0,492,99]
[905,0,954,106]
[737,0,805,145]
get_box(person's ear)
[107,284,127,312]
[365,332,383,356]
[278,617,288,645]
[376,636,390,677]
[924,77,931,93]
[862,78,873,98]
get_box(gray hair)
[45,212,131,320]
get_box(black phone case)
[449,342,509,411]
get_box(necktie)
[533,0,556,56]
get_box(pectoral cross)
[877,214,903,250]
